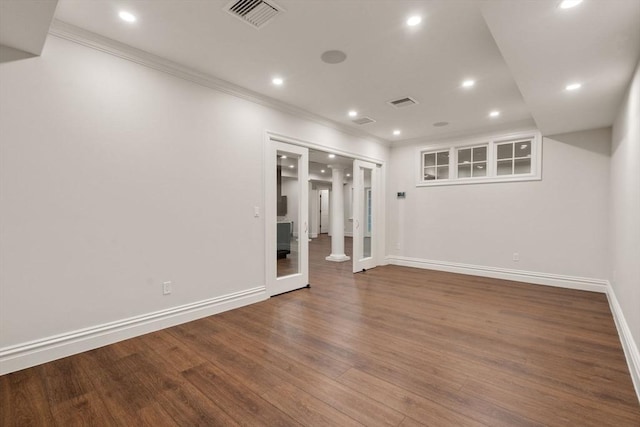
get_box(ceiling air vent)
[352,117,376,125]
[225,0,283,29]
[387,96,419,109]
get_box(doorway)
[265,133,383,295]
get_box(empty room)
[1,0,639,425]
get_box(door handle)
[355,219,359,229]
[304,222,308,233]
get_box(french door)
[353,159,377,272]
[266,140,309,296]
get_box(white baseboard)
[0,286,267,375]
[607,285,640,403]
[385,255,608,293]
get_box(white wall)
[0,35,388,363]
[387,128,611,281]
[610,61,640,360]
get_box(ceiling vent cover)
[352,117,376,125]
[225,0,283,29]
[387,96,419,109]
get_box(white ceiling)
[38,1,640,143]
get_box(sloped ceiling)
[0,0,58,56]
[482,0,640,137]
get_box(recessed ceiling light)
[489,110,501,118]
[348,110,358,117]
[321,169,326,173]
[462,80,475,88]
[119,11,136,23]
[559,0,583,9]
[280,155,287,159]
[393,130,401,136]
[346,173,351,177]
[272,77,284,86]
[566,83,582,91]
[289,165,294,169]
[328,154,336,159]
[407,16,422,26]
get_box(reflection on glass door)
[362,169,372,258]
[353,160,377,272]
[276,149,300,278]
[266,139,308,296]
[364,187,372,257]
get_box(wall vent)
[225,0,283,29]
[387,96,419,109]
[352,117,376,125]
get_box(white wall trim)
[48,20,389,149]
[607,284,640,402]
[0,286,267,375]
[386,255,608,293]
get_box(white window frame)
[421,149,452,181]
[455,144,489,179]
[416,130,542,187]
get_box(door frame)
[264,131,386,290]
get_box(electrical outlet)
[162,281,172,295]
[512,252,520,262]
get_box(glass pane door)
[266,140,308,296]
[353,160,377,272]
[276,149,301,278]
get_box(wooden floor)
[2,235,639,426]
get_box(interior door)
[353,160,377,272]
[267,140,309,296]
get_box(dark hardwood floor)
[2,234,639,426]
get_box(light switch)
[254,206,260,217]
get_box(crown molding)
[48,19,390,148]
